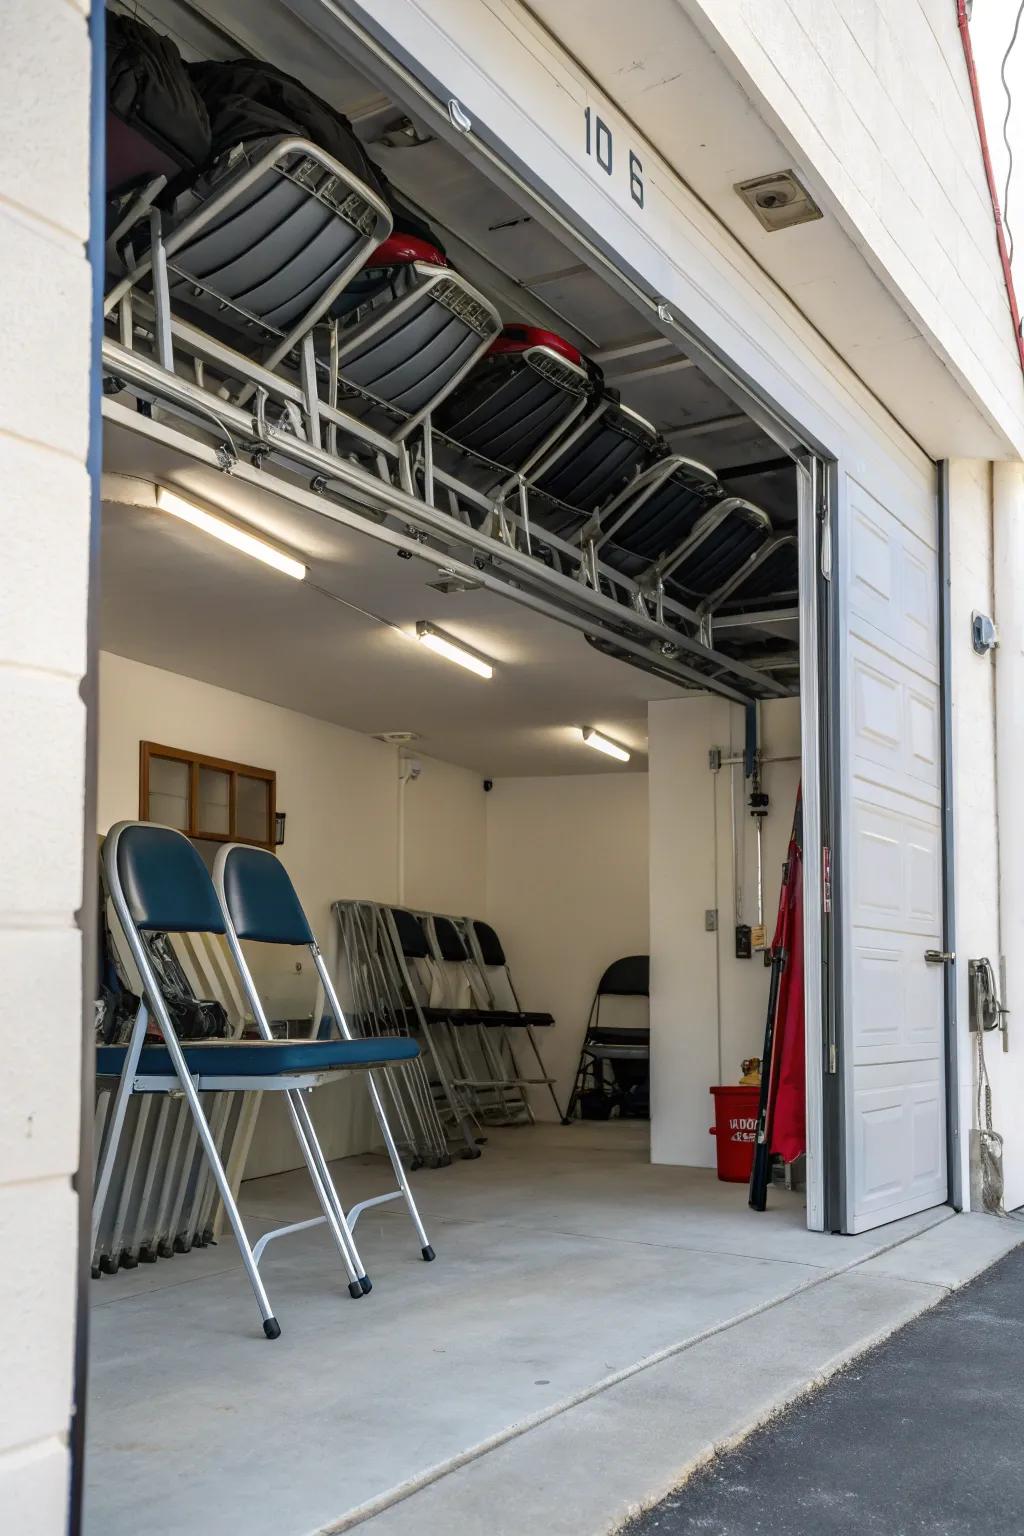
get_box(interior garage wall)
[96,650,486,1173]
[484,772,650,1112]
[649,696,800,1167]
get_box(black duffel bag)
[188,57,385,195]
[107,12,212,190]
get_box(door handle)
[924,949,955,965]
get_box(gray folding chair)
[93,821,430,1339]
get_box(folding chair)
[579,454,773,606]
[563,955,651,1123]
[424,915,532,1127]
[467,920,563,1122]
[93,823,429,1339]
[325,240,502,447]
[213,844,434,1274]
[435,324,594,486]
[530,393,663,539]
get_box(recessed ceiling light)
[156,488,306,580]
[415,621,494,679]
[580,727,630,763]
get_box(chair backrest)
[472,920,506,968]
[432,916,469,963]
[390,908,430,959]
[106,822,225,935]
[215,844,314,946]
[597,955,649,998]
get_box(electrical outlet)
[705,909,718,932]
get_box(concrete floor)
[84,1123,1015,1536]
[623,1241,1024,1535]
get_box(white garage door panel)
[851,796,941,935]
[851,1065,946,1230]
[851,933,944,1066]
[842,469,945,1232]
[848,479,938,671]
[850,636,940,804]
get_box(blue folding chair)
[93,822,431,1339]
[212,842,434,1276]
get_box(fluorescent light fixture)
[580,727,630,763]
[156,488,306,580]
[415,621,494,679]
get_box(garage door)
[841,469,947,1233]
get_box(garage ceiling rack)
[101,302,796,706]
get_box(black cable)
[999,0,1024,264]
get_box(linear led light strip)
[415,621,495,678]
[580,727,630,762]
[156,488,307,580]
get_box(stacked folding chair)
[333,900,562,1142]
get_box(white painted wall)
[96,651,486,1172]
[648,697,800,1167]
[484,772,650,1112]
[676,0,1024,455]
[991,462,1024,1211]
[947,461,1001,1208]
[0,2,92,1526]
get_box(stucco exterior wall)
[0,1,92,1527]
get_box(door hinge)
[822,845,832,914]
[819,486,832,581]
[924,949,956,965]
[828,1041,838,1073]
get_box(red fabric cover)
[488,324,584,367]
[366,233,448,269]
[768,830,805,1163]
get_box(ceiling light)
[156,488,307,580]
[580,727,630,763]
[415,621,494,679]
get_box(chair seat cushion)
[420,1006,493,1026]
[96,1035,419,1078]
[483,1010,554,1028]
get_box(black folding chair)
[563,955,650,1123]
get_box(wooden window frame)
[139,741,277,850]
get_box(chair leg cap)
[348,1279,365,1299]
[359,1275,373,1294]
[263,1317,282,1340]
[422,1245,436,1263]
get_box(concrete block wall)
[682,0,1024,453]
[0,0,92,1527]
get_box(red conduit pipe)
[957,0,1024,376]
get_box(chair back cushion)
[433,916,469,963]
[114,824,225,934]
[391,908,430,959]
[219,844,314,945]
[472,920,506,967]
[598,954,650,998]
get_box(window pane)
[196,766,230,836]
[236,773,270,843]
[148,756,189,831]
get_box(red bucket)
[709,1085,760,1182]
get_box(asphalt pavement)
[624,1239,1024,1536]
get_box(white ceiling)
[101,420,683,775]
